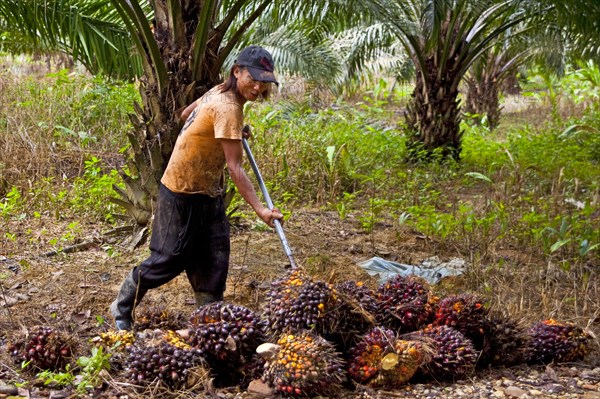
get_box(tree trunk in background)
[502,71,521,95]
[405,56,463,161]
[464,51,522,131]
[464,74,501,131]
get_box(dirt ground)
[1,208,598,398]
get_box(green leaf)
[580,240,600,256]
[550,238,571,253]
[559,124,600,139]
[465,172,493,184]
[326,145,336,167]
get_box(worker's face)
[234,67,269,102]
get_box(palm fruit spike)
[261,331,346,397]
[478,311,530,367]
[375,275,434,332]
[125,340,206,390]
[135,306,186,331]
[348,327,397,384]
[433,293,488,349]
[163,330,191,350]
[412,325,477,380]
[95,329,135,350]
[7,326,74,371]
[527,319,591,364]
[262,270,341,338]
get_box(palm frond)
[0,0,141,79]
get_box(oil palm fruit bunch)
[187,302,265,362]
[334,281,379,316]
[261,331,346,397]
[527,319,591,364]
[347,327,397,384]
[8,326,73,371]
[375,275,434,332]
[348,327,429,388]
[433,293,488,349]
[313,280,376,351]
[135,306,186,331]
[412,325,477,380]
[478,311,530,367]
[262,270,341,338]
[125,339,206,389]
[187,302,264,386]
[379,339,429,386]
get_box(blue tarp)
[358,256,465,284]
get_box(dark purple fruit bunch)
[375,275,434,332]
[187,302,265,364]
[8,326,73,371]
[527,319,591,364]
[479,311,530,367]
[412,325,477,380]
[262,331,346,397]
[318,280,377,350]
[348,327,397,383]
[135,306,186,331]
[125,340,206,389]
[433,293,488,348]
[335,281,379,316]
[262,270,341,338]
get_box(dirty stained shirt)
[161,86,243,197]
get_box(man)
[110,45,283,330]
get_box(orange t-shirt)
[161,86,244,196]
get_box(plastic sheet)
[358,256,466,284]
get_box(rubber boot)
[110,271,147,331]
[194,291,223,307]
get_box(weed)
[37,365,75,387]
[75,346,111,393]
[71,157,123,222]
[0,186,22,218]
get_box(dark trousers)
[131,184,230,295]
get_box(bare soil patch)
[1,208,598,398]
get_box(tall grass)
[0,66,137,183]
[0,62,137,221]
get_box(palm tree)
[365,0,527,160]
[463,42,529,130]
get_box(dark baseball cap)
[236,45,279,85]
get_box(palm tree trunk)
[464,74,501,130]
[111,2,223,226]
[406,57,462,161]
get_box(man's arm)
[181,101,198,122]
[221,138,283,227]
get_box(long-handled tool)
[242,137,298,269]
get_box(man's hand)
[257,207,284,228]
[242,124,252,139]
